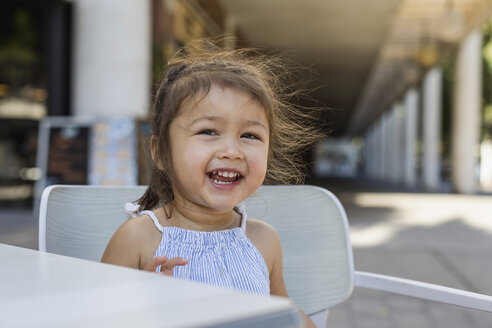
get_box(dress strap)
[126,202,245,232]
[235,204,248,229]
[124,202,163,233]
[140,210,164,232]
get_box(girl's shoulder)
[115,212,160,238]
[245,218,282,272]
[101,212,162,268]
[245,218,279,240]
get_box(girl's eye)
[199,129,217,136]
[242,133,261,140]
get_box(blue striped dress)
[128,204,270,296]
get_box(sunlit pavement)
[313,178,492,328]
[2,179,492,327]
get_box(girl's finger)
[160,257,189,273]
[144,256,168,272]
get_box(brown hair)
[138,39,325,211]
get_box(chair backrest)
[39,184,354,315]
[39,185,147,261]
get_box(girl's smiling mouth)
[207,170,243,185]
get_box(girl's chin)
[201,196,248,212]
[204,199,242,211]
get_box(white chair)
[39,185,492,327]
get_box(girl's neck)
[162,200,241,232]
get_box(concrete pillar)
[384,110,396,182]
[422,67,442,191]
[391,102,404,184]
[365,126,376,178]
[403,88,419,188]
[379,113,389,181]
[373,119,382,180]
[375,121,383,179]
[385,108,394,182]
[72,0,151,117]
[363,130,370,177]
[386,105,398,183]
[372,126,378,178]
[480,140,492,190]
[452,29,482,194]
[368,126,377,178]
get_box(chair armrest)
[354,271,492,312]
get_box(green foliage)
[0,8,37,64]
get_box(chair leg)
[309,309,330,328]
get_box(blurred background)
[1,0,492,327]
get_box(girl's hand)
[144,256,189,276]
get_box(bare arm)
[268,229,316,328]
[248,220,316,328]
[101,218,142,268]
[101,216,188,275]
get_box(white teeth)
[215,171,239,178]
[212,179,233,185]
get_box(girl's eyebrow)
[190,116,267,131]
[190,115,224,125]
[245,120,267,131]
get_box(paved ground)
[313,178,492,328]
[1,178,492,327]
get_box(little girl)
[102,39,321,326]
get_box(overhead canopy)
[218,0,492,136]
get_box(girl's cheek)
[250,151,268,173]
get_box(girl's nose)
[217,138,244,160]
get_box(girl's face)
[168,85,269,212]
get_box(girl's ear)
[150,135,165,171]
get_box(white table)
[0,244,302,328]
